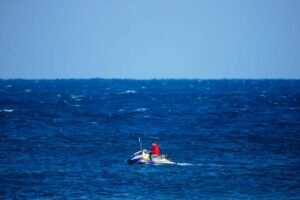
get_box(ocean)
[1,79,299,199]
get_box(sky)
[0,0,300,79]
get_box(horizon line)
[1,77,300,81]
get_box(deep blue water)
[1,79,300,199]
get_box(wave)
[1,109,14,112]
[134,108,147,112]
[70,94,84,99]
[119,90,136,94]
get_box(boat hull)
[127,150,175,165]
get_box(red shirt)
[149,143,160,155]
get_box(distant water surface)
[1,79,299,199]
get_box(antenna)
[138,137,142,151]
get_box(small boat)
[127,138,175,165]
[127,149,175,165]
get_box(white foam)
[25,89,31,93]
[176,162,193,166]
[5,85,12,88]
[120,90,136,94]
[1,109,14,112]
[135,108,147,112]
[70,95,84,99]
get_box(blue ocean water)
[1,79,299,199]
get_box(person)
[148,141,160,160]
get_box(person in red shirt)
[148,141,160,159]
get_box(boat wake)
[176,162,194,166]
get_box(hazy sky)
[0,0,299,79]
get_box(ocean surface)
[1,79,299,199]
